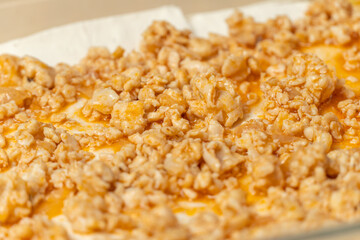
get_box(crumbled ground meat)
[1,0,360,239]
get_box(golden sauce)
[236,79,262,102]
[2,125,18,135]
[318,92,345,120]
[85,138,131,153]
[34,188,72,219]
[239,175,264,204]
[74,108,110,127]
[0,56,20,87]
[0,166,10,173]
[0,87,29,105]
[60,120,87,132]
[33,101,73,124]
[77,86,94,100]
[351,0,360,6]
[173,196,221,216]
[302,45,360,150]
[35,100,110,134]
[302,45,360,94]
[331,140,360,150]
[172,176,264,216]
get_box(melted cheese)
[34,188,72,219]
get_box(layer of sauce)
[34,188,72,219]
[302,44,360,149]
[302,45,360,93]
[173,197,221,216]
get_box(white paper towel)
[0,6,189,66]
[0,2,310,67]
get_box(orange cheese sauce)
[34,100,110,134]
[76,86,94,100]
[351,0,360,6]
[73,108,110,127]
[172,175,263,216]
[302,44,360,150]
[0,56,20,87]
[318,92,345,120]
[60,120,88,132]
[34,188,72,219]
[302,45,360,94]
[173,197,221,216]
[33,102,73,124]
[239,175,264,204]
[2,124,18,136]
[84,138,131,153]
[332,140,360,150]
[236,79,262,99]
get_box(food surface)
[1,0,360,239]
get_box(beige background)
[0,0,298,43]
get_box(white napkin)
[0,2,309,66]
